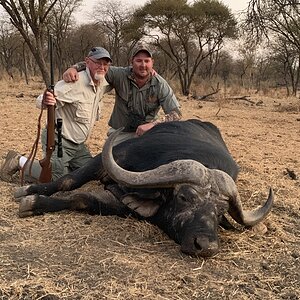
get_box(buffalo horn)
[102,128,213,188]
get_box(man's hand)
[63,67,79,82]
[151,69,157,76]
[135,122,157,136]
[42,90,56,106]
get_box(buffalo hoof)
[14,185,31,201]
[19,195,39,218]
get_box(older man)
[63,43,182,144]
[0,47,112,182]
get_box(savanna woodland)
[0,0,299,299]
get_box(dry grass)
[0,79,299,299]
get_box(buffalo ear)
[122,195,161,217]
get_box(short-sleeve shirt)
[105,66,180,130]
[54,68,111,143]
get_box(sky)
[76,0,250,22]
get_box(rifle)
[20,34,62,185]
[38,34,59,183]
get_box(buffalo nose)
[194,237,219,257]
[181,236,220,257]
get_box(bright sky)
[76,0,249,22]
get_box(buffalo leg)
[19,189,130,218]
[15,153,105,198]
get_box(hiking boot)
[0,150,21,182]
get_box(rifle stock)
[39,34,55,183]
[39,104,55,182]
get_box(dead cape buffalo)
[15,119,273,257]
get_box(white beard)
[94,72,105,87]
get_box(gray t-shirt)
[105,66,180,131]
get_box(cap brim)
[132,50,152,58]
[90,54,112,62]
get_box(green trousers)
[24,128,92,182]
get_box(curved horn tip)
[105,127,125,145]
[243,187,274,227]
[112,127,125,137]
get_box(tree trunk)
[22,42,29,85]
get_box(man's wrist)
[72,61,86,72]
[71,64,78,70]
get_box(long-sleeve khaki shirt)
[37,68,112,144]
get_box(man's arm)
[63,61,86,82]
[63,62,157,83]
[158,76,182,121]
[136,109,182,137]
[163,109,182,122]
[135,110,180,136]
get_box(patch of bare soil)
[0,79,299,299]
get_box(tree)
[245,0,300,48]
[236,38,258,88]
[47,0,83,78]
[245,0,300,95]
[0,0,81,85]
[0,19,22,79]
[0,0,58,85]
[64,23,109,66]
[270,37,300,96]
[130,0,237,95]
[91,0,136,66]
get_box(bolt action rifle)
[39,34,62,183]
[20,34,62,185]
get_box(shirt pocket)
[145,90,159,114]
[74,101,93,124]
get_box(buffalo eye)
[176,185,199,204]
[177,192,188,203]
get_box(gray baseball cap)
[132,43,152,58]
[88,47,112,62]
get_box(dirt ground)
[0,79,299,300]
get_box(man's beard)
[94,72,105,87]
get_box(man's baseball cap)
[132,43,153,58]
[88,47,112,62]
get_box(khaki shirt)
[37,68,111,144]
[105,66,180,131]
